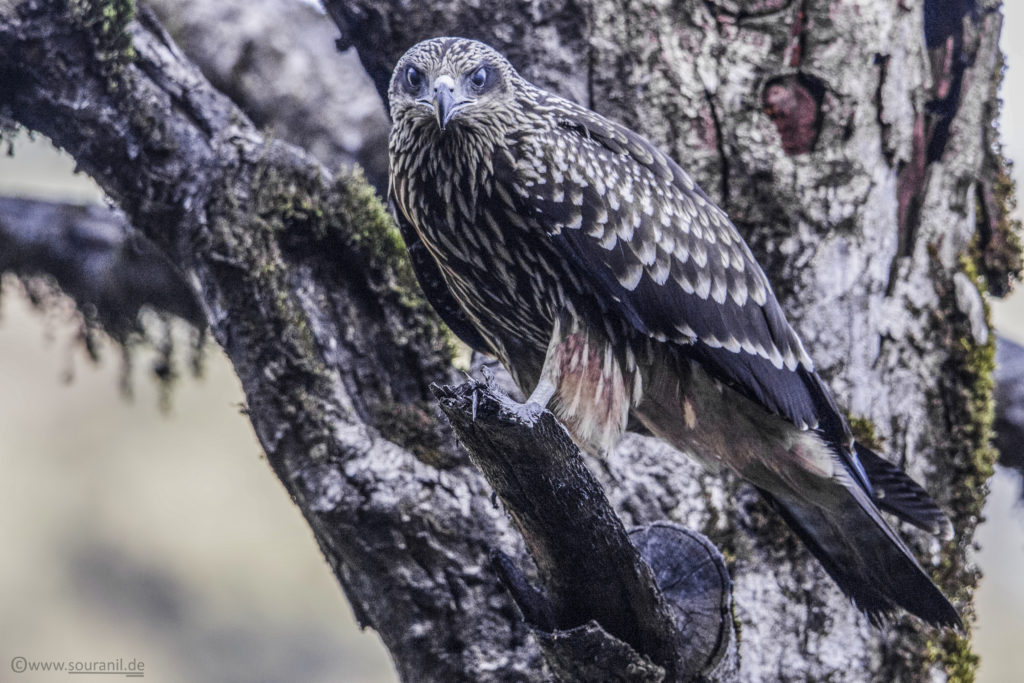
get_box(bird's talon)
[508,400,545,425]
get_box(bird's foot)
[504,399,547,426]
[502,377,555,425]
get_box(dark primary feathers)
[387,37,959,628]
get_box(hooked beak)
[433,81,457,131]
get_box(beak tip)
[433,83,457,132]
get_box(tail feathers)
[854,442,954,540]
[758,485,962,629]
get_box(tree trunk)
[0,0,1017,680]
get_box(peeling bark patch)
[873,53,893,163]
[888,0,983,276]
[892,111,933,278]
[704,89,730,202]
[762,74,822,156]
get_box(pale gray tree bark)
[0,0,1019,681]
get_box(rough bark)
[0,0,1017,681]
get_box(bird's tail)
[854,441,954,540]
[632,354,959,627]
[756,479,961,628]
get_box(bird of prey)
[387,37,960,628]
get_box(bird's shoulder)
[513,91,695,194]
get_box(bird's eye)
[404,65,424,92]
[469,66,488,90]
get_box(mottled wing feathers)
[391,200,491,352]
[508,93,840,434]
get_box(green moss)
[273,288,317,361]
[254,163,427,313]
[201,164,338,412]
[68,0,137,92]
[942,633,980,683]
[847,415,883,451]
[729,597,742,650]
[252,163,325,230]
[203,150,473,463]
[972,156,1024,298]
[325,166,460,360]
[909,252,999,682]
[331,168,407,267]
[944,255,998,531]
[924,632,979,683]
[932,60,1021,641]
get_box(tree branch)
[0,196,202,335]
[434,379,734,680]
[146,0,390,190]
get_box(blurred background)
[1,3,1022,682]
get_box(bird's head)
[388,38,521,136]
